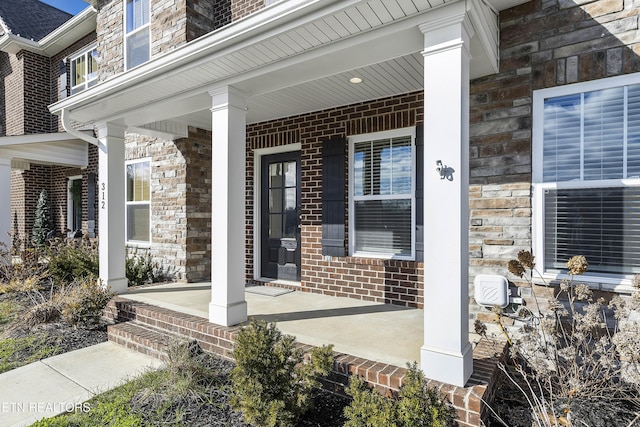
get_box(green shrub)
[47,238,99,285]
[126,248,159,287]
[230,320,334,427]
[60,277,114,328]
[344,363,455,427]
[32,189,53,248]
[344,374,398,427]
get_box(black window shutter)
[59,59,68,99]
[322,136,346,257]
[87,173,96,237]
[415,124,424,262]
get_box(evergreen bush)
[126,248,159,287]
[32,190,54,247]
[344,362,455,427]
[230,320,334,427]
[47,238,99,285]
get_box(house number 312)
[101,183,106,209]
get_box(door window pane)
[285,161,296,186]
[269,189,282,213]
[269,214,282,238]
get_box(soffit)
[0,133,88,167]
[52,0,531,130]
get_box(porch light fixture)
[349,77,363,84]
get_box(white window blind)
[540,81,640,276]
[544,187,640,275]
[351,134,413,257]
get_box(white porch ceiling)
[0,133,88,167]
[51,0,530,133]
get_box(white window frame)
[533,73,640,292]
[69,45,98,94]
[348,127,416,260]
[124,0,150,70]
[125,158,151,245]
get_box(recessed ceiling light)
[349,77,363,84]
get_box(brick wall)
[0,52,8,136]
[231,0,263,21]
[50,31,97,131]
[468,0,640,318]
[22,51,53,134]
[247,92,425,308]
[10,170,26,249]
[2,52,25,136]
[11,165,60,247]
[0,50,56,136]
[10,152,98,248]
[186,0,230,42]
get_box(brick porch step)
[107,321,180,360]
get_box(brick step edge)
[105,297,238,360]
[108,321,185,361]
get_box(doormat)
[245,286,294,297]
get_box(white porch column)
[209,86,248,326]
[0,158,11,249]
[420,4,474,387]
[96,123,128,293]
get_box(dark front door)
[261,152,301,281]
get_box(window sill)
[126,241,151,249]
[535,272,635,295]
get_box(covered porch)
[50,0,528,389]
[123,282,433,367]
[106,282,501,425]
[0,132,91,249]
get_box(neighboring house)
[0,0,98,249]
[4,0,640,389]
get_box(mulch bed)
[487,366,640,427]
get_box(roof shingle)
[0,0,73,41]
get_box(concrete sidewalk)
[0,341,162,427]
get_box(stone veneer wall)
[468,0,640,319]
[97,0,259,79]
[247,93,425,308]
[125,128,211,282]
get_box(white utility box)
[474,274,509,308]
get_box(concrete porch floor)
[122,282,480,368]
